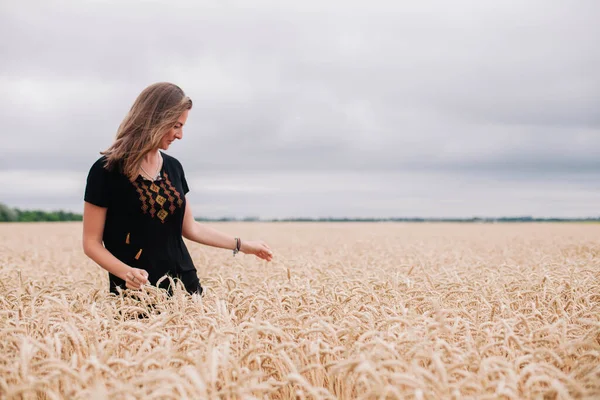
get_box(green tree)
[0,203,18,222]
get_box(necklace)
[140,154,162,181]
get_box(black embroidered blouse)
[84,152,201,295]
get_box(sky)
[1,0,599,219]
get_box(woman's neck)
[144,149,161,164]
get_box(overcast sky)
[1,0,599,218]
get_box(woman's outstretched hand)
[241,240,273,261]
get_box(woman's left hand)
[241,240,273,261]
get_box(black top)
[84,152,198,294]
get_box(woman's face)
[159,109,189,150]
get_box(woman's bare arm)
[82,202,148,288]
[181,200,273,261]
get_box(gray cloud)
[0,0,598,217]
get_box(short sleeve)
[84,157,112,207]
[181,165,190,195]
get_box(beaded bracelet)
[233,237,241,256]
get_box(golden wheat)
[0,222,599,399]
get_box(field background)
[1,222,599,399]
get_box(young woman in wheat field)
[82,82,273,296]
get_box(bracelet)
[233,237,241,256]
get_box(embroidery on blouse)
[132,172,184,223]
[163,172,184,207]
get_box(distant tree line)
[196,216,600,223]
[0,203,82,222]
[1,202,598,223]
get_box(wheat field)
[0,222,599,399]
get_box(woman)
[82,82,273,296]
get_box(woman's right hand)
[83,202,150,291]
[124,268,149,290]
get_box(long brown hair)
[102,82,192,181]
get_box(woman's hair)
[101,82,192,181]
